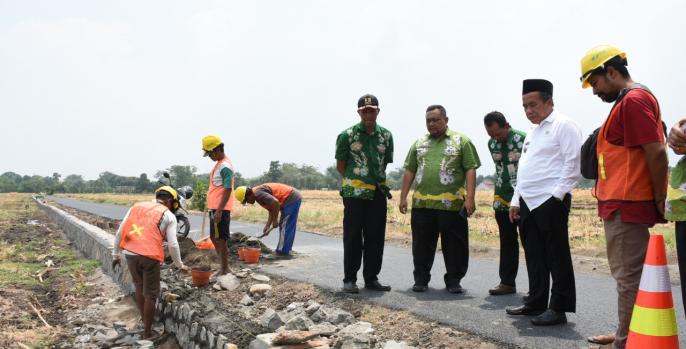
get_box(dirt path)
[0,195,179,348]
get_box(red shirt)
[597,88,664,225]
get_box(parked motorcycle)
[158,172,193,240]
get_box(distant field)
[55,190,676,254]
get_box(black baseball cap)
[357,94,379,110]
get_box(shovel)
[256,226,275,239]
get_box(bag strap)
[601,83,662,139]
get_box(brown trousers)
[603,212,649,349]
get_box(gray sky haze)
[1,0,684,179]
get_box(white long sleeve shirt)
[510,110,583,210]
[112,207,185,269]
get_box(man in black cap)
[335,94,394,293]
[504,79,583,326]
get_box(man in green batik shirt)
[399,104,480,293]
[335,93,394,294]
[666,118,686,320]
[483,111,527,296]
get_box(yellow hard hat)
[579,44,627,89]
[155,186,179,209]
[202,134,223,153]
[234,186,249,204]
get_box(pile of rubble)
[158,262,417,349]
[207,270,416,349]
[68,322,159,349]
[248,300,416,349]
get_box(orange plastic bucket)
[191,268,212,286]
[195,238,215,250]
[244,247,261,264]
[237,247,245,260]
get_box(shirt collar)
[354,122,380,135]
[427,128,454,140]
[539,110,557,125]
[497,129,514,144]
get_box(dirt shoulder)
[0,194,163,348]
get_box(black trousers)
[342,190,387,283]
[676,222,686,317]
[495,210,520,287]
[519,195,576,312]
[411,208,469,288]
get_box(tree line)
[0,162,368,194]
[1,161,591,196]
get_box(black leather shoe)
[412,284,428,292]
[531,309,567,326]
[446,284,464,294]
[505,305,545,316]
[488,283,516,295]
[364,280,391,291]
[342,282,359,293]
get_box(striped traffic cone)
[626,233,679,348]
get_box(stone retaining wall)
[37,200,237,349]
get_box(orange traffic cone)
[626,234,679,348]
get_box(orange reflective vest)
[207,156,235,211]
[256,183,294,206]
[596,89,664,201]
[119,202,167,262]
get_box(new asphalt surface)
[48,196,686,348]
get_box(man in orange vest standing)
[234,183,302,256]
[580,45,668,349]
[202,134,235,275]
[112,186,189,339]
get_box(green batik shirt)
[335,123,394,200]
[488,129,526,211]
[404,129,481,211]
[666,156,686,221]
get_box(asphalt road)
[48,196,686,348]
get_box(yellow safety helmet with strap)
[155,186,180,210]
[202,135,223,154]
[580,44,627,89]
[234,186,251,204]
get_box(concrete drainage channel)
[36,199,418,349]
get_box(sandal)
[587,334,615,345]
[588,345,613,349]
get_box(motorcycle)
[158,172,193,240]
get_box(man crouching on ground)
[112,186,189,339]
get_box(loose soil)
[207,275,510,348]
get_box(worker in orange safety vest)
[112,186,189,339]
[202,134,235,275]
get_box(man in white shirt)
[505,79,582,326]
[112,186,189,339]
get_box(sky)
[1,0,685,180]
